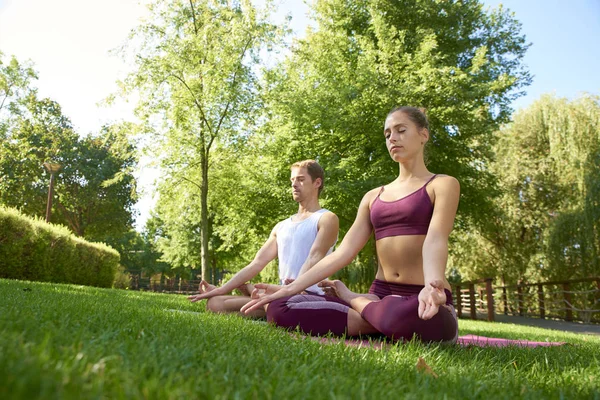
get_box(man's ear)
[314,177,322,190]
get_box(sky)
[1,0,599,230]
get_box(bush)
[113,266,131,289]
[0,206,119,287]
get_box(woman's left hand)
[418,280,447,320]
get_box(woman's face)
[383,111,428,162]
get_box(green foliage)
[0,206,119,287]
[1,279,599,399]
[0,51,38,124]
[115,0,532,288]
[105,228,168,280]
[251,0,531,285]
[452,94,600,283]
[262,0,530,221]
[0,53,139,247]
[112,266,132,289]
[118,0,286,281]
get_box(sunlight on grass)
[1,279,599,399]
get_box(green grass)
[1,279,599,400]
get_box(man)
[188,160,339,318]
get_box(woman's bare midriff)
[375,235,451,290]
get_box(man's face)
[290,167,318,202]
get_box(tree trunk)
[200,152,210,282]
[211,254,217,285]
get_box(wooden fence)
[454,277,600,324]
[128,274,600,324]
[129,276,201,294]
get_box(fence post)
[563,283,573,322]
[469,283,477,320]
[502,286,508,315]
[455,284,462,318]
[485,278,495,322]
[517,284,524,316]
[538,284,545,319]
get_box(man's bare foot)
[198,279,217,294]
[318,280,379,303]
[236,283,252,297]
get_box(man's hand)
[250,283,282,299]
[418,280,447,320]
[317,279,339,298]
[187,279,222,303]
[241,284,293,314]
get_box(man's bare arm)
[188,224,279,302]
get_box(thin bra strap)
[377,186,385,196]
[424,174,438,186]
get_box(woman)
[242,107,460,343]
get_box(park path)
[462,313,600,336]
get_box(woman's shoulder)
[363,186,383,201]
[431,174,460,195]
[356,187,383,210]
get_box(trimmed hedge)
[0,206,119,287]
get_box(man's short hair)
[291,159,325,195]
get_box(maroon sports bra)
[370,175,437,240]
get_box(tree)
[117,0,285,281]
[254,0,531,287]
[0,83,138,246]
[0,110,138,240]
[0,51,37,128]
[53,123,138,240]
[483,94,600,282]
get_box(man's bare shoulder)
[318,210,339,226]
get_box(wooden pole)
[538,284,545,319]
[485,278,495,322]
[517,284,524,316]
[563,283,573,322]
[469,283,477,320]
[45,173,55,222]
[455,284,462,318]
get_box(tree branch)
[188,0,199,36]
[210,35,254,152]
[167,73,213,133]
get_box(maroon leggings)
[266,280,458,343]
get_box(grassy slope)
[1,279,599,400]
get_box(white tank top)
[276,209,334,294]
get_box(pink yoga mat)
[308,335,565,349]
[456,334,565,348]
